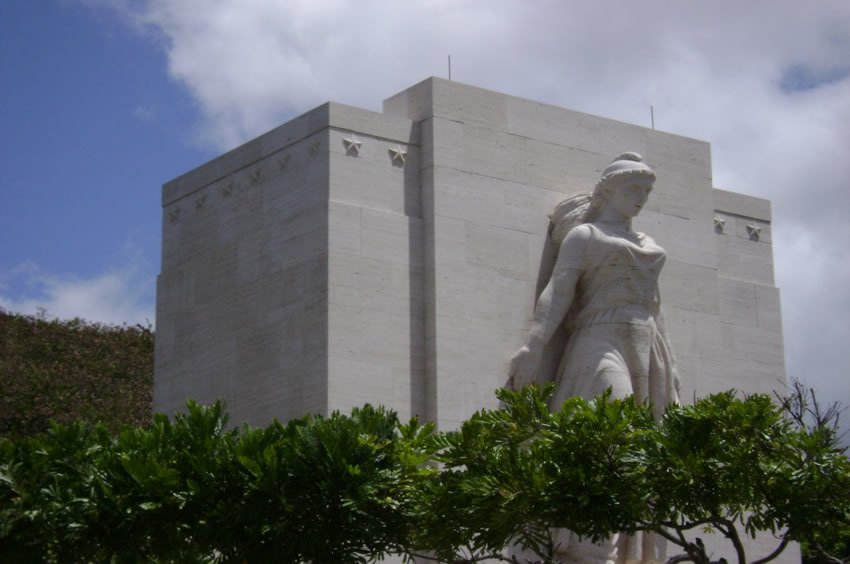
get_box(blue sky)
[2,0,849,418]
[1,1,214,323]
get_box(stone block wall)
[324,105,423,421]
[156,102,423,424]
[156,105,333,425]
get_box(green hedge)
[0,310,153,439]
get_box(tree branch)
[750,534,790,564]
[665,555,695,564]
[650,526,687,548]
[653,526,712,564]
[406,551,519,563]
[810,541,846,564]
[718,519,746,564]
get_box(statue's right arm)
[528,225,590,345]
[509,225,591,387]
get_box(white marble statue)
[509,152,680,563]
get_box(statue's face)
[605,176,654,219]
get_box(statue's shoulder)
[556,224,594,262]
[635,230,657,245]
[564,223,594,242]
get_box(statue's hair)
[550,152,655,246]
[550,192,594,246]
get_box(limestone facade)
[157,76,786,427]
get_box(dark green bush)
[0,401,437,563]
[0,309,154,439]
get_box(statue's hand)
[509,342,543,390]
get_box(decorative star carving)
[168,206,181,223]
[342,134,362,156]
[746,224,761,241]
[278,155,290,171]
[222,182,234,197]
[195,195,207,210]
[713,216,726,233]
[249,168,262,185]
[388,145,407,166]
[308,139,321,155]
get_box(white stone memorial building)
[155,77,793,563]
[155,77,786,428]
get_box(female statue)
[509,152,680,562]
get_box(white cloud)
[0,261,155,327]
[93,0,850,410]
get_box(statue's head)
[550,152,656,245]
[594,152,656,219]
[595,152,655,193]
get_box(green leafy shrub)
[0,383,846,563]
[0,402,437,563]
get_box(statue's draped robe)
[550,223,679,415]
[527,222,681,563]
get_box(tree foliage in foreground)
[0,309,153,439]
[0,402,436,563]
[1,386,848,564]
[426,385,850,564]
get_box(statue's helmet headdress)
[595,152,655,191]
